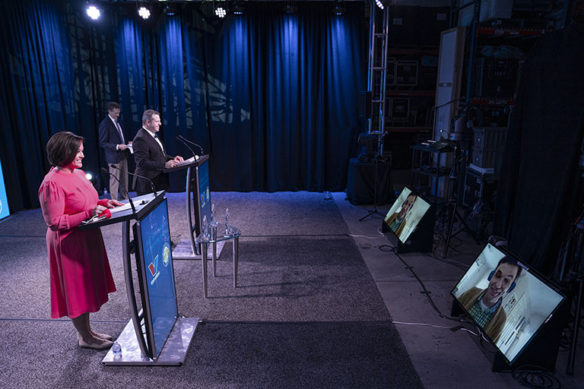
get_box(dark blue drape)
[0,0,366,210]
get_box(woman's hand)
[105,199,123,208]
[93,204,107,217]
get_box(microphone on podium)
[101,168,136,214]
[177,134,204,155]
[110,165,157,195]
[175,135,198,159]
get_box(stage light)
[163,5,176,16]
[333,4,344,16]
[86,5,101,20]
[232,4,244,15]
[375,0,384,10]
[284,3,297,14]
[215,6,227,18]
[85,172,94,181]
[138,6,151,20]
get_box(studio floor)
[0,191,581,389]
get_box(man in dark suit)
[98,102,131,200]
[132,109,184,195]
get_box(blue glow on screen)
[0,160,10,220]
[139,199,177,357]
[198,160,211,226]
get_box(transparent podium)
[196,226,241,298]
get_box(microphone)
[175,135,198,158]
[177,134,204,155]
[101,168,136,215]
[110,165,157,195]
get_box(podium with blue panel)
[0,160,11,220]
[81,191,198,366]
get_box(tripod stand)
[359,154,385,221]
[441,142,482,257]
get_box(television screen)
[384,187,431,243]
[137,198,178,358]
[451,243,565,364]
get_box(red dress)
[38,167,116,319]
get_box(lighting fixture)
[215,6,226,18]
[232,4,244,15]
[86,5,101,20]
[333,3,344,16]
[375,0,384,10]
[138,6,151,20]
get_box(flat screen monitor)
[383,187,431,243]
[0,160,10,220]
[196,159,211,234]
[451,243,565,364]
[136,198,178,358]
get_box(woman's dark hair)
[46,131,84,167]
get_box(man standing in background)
[98,102,131,200]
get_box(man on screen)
[385,193,417,238]
[458,257,522,344]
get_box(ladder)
[367,1,390,156]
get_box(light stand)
[359,152,384,222]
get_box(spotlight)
[215,6,227,18]
[163,5,176,16]
[284,3,297,14]
[86,5,101,20]
[138,6,151,20]
[333,4,345,16]
[85,172,94,181]
[375,0,384,10]
[232,4,244,15]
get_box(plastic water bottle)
[210,203,218,240]
[224,208,231,235]
[112,341,122,358]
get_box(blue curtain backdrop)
[0,0,366,210]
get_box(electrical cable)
[378,244,469,323]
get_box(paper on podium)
[174,156,196,168]
[110,202,134,214]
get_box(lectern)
[163,155,225,260]
[81,192,199,366]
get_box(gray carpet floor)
[0,191,423,388]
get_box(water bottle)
[224,208,231,235]
[112,341,122,358]
[210,203,218,240]
[202,216,209,240]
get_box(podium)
[81,192,199,366]
[163,155,226,260]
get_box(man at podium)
[132,109,183,195]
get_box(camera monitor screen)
[384,187,431,243]
[451,243,565,364]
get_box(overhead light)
[164,5,176,16]
[333,4,344,16]
[138,6,151,20]
[86,5,101,20]
[232,4,244,15]
[215,6,227,18]
[375,0,384,10]
[284,3,297,14]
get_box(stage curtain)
[0,0,366,210]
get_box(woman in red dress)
[39,132,122,350]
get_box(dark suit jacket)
[132,128,172,194]
[98,116,128,164]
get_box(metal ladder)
[367,1,390,156]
